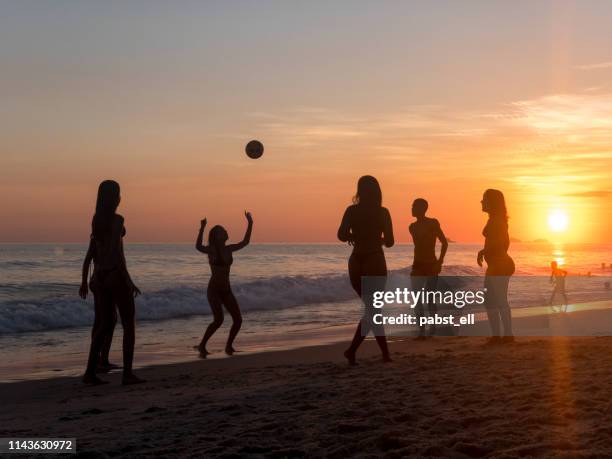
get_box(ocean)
[1,242,612,381]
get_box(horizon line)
[0,240,601,245]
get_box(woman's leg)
[84,285,114,383]
[498,276,513,337]
[345,251,391,362]
[374,335,391,360]
[222,291,242,355]
[90,295,104,364]
[346,321,390,362]
[345,254,366,363]
[346,323,366,353]
[91,298,102,340]
[484,276,501,337]
[199,289,224,353]
[114,284,136,378]
[370,252,390,359]
[100,307,117,367]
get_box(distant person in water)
[477,189,515,344]
[338,175,394,365]
[409,198,448,338]
[549,261,569,312]
[195,211,253,356]
[81,180,144,385]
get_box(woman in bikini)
[477,189,515,344]
[81,180,144,385]
[338,175,394,365]
[195,211,253,356]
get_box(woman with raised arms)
[195,211,253,356]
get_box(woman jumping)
[195,211,253,356]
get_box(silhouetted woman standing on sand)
[338,175,394,365]
[82,180,144,385]
[80,250,118,374]
[195,211,253,356]
[477,189,515,344]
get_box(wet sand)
[2,333,612,457]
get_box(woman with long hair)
[338,175,394,365]
[477,189,515,344]
[195,211,253,356]
[81,180,144,385]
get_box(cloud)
[563,190,612,198]
[248,93,612,150]
[243,93,612,192]
[246,105,496,148]
[245,106,464,149]
[509,93,612,133]
[575,61,612,71]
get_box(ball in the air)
[245,140,264,159]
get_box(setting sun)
[548,210,569,233]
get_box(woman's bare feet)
[225,345,236,356]
[343,349,357,366]
[96,362,121,374]
[382,354,393,363]
[194,344,210,358]
[82,374,109,385]
[122,373,146,386]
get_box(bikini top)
[483,217,511,261]
[340,204,394,254]
[92,217,126,270]
[208,248,233,268]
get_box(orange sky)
[1,2,611,243]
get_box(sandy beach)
[2,327,612,457]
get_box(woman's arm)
[382,208,394,248]
[196,218,209,254]
[337,207,352,243]
[477,223,486,266]
[79,238,95,299]
[229,212,253,252]
[477,249,485,267]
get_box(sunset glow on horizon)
[1,1,611,244]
